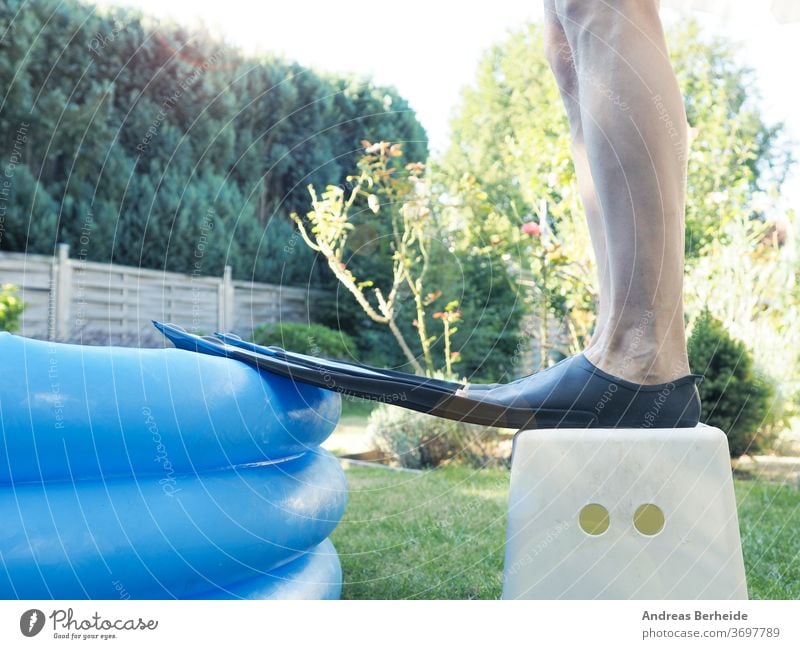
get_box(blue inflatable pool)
[0,333,346,599]
[193,539,343,600]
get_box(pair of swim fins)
[153,322,703,430]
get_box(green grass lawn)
[331,464,800,599]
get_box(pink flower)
[521,222,542,237]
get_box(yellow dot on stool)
[578,503,610,535]
[634,503,665,536]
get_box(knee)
[553,0,593,27]
[554,0,657,34]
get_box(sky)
[95,0,800,210]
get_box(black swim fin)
[212,330,468,393]
[152,321,596,430]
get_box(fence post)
[49,243,72,340]
[218,265,234,331]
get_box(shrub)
[251,322,355,359]
[367,401,504,469]
[0,284,24,332]
[688,308,776,457]
[442,248,529,383]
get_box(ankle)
[584,331,690,385]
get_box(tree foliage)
[441,20,793,357]
[0,0,427,285]
[290,142,528,382]
[670,22,793,256]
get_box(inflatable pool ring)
[0,333,340,483]
[193,539,342,600]
[0,333,346,599]
[1,450,346,598]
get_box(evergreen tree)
[0,0,428,285]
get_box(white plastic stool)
[502,425,748,599]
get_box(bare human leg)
[454,0,700,428]
[550,0,690,384]
[543,2,611,350]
